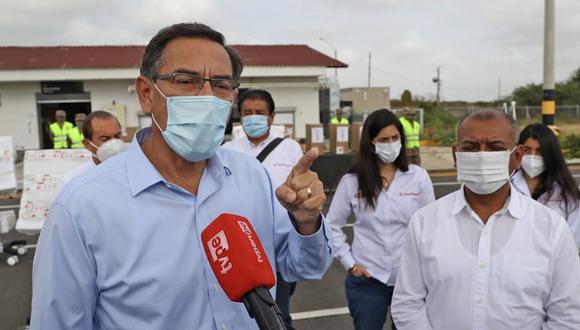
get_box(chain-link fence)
[443,105,580,123]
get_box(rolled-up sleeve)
[273,190,333,282]
[31,203,97,330]
[325,176,356,271]
[391,215,433,330]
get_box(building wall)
[0,68,327,147]
[341,87,390,114]
[267,86,320,138]
[84,79,141,128]
[0,82,41,149]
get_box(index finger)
[291,148,320,176]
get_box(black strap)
[256,138,284,163]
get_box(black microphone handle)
[242,286,286,330]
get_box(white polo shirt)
[392,185,580,330]
[326,165,435,285]
[511,170,580,250]
[222,133,303,187]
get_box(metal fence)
[444,105,580,122]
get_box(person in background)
[68,113,86,149]
[331,108,349,125]
[511,123,580,250]
[326,108,435,330]
[31,22,332,330]
[399,108,421,166]
[49,109,73,149]
[222,89,303,330]
[392,110,580,329]
[58,111,124,191]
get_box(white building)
[0,45,347,149]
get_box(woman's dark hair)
[518,123,580,218]
[347,108,409,209]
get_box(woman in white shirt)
[326,109,435,330]
[511,123,580,249]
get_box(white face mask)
[521,155,545,178]
[456,148,515,195]
[374,140,401,164]
[89,138,126,162]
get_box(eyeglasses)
[154,72,239,98]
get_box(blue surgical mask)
[242,115,270,138]
[151,84,232,162]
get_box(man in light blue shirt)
[31,22,333,330]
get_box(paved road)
[1,169,579,330]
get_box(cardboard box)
[329,124,350,154]
[350,123,364,152]
[305,124,325,153]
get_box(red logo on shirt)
[400,192,419,197]
[273,163,292,168]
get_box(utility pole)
[333,49,338,79]
[319,37,338,79]
[432,66,441,104]
[367,52,372,88]
[498,78,502,102]
[542,0,555,125]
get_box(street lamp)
[319,37,338,79]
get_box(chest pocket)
[501,253,549,304]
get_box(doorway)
[36,93,91,149]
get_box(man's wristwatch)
[348,264,357,274]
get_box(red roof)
[0,45,347,70]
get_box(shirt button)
[221,325,227,330]
[476,299,483,305]
[479,263,486,269]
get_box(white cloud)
[0,0,578,101]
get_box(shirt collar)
[452,183,524,219]
[126,127,231,197]
[243,132,274,148]
[126,128,165,196]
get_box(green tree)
[510,67,580,105]
[512,83,542,105]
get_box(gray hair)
[140,23,243,82]
[455,109,519,145]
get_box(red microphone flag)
[201,213,276,302]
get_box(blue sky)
[1,0,578,101]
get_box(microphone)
[202,213,286,330]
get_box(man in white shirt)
[222,89,303,329]
[59,111,123,188]
[391,109,580,330]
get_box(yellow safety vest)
[399,117,421,149]
[331,118,349,125]
[49,121,73,149]
[68,127,84,149]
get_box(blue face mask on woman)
[242,115,270,138]
[151,84,232,162]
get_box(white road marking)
[291,306,350,320]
